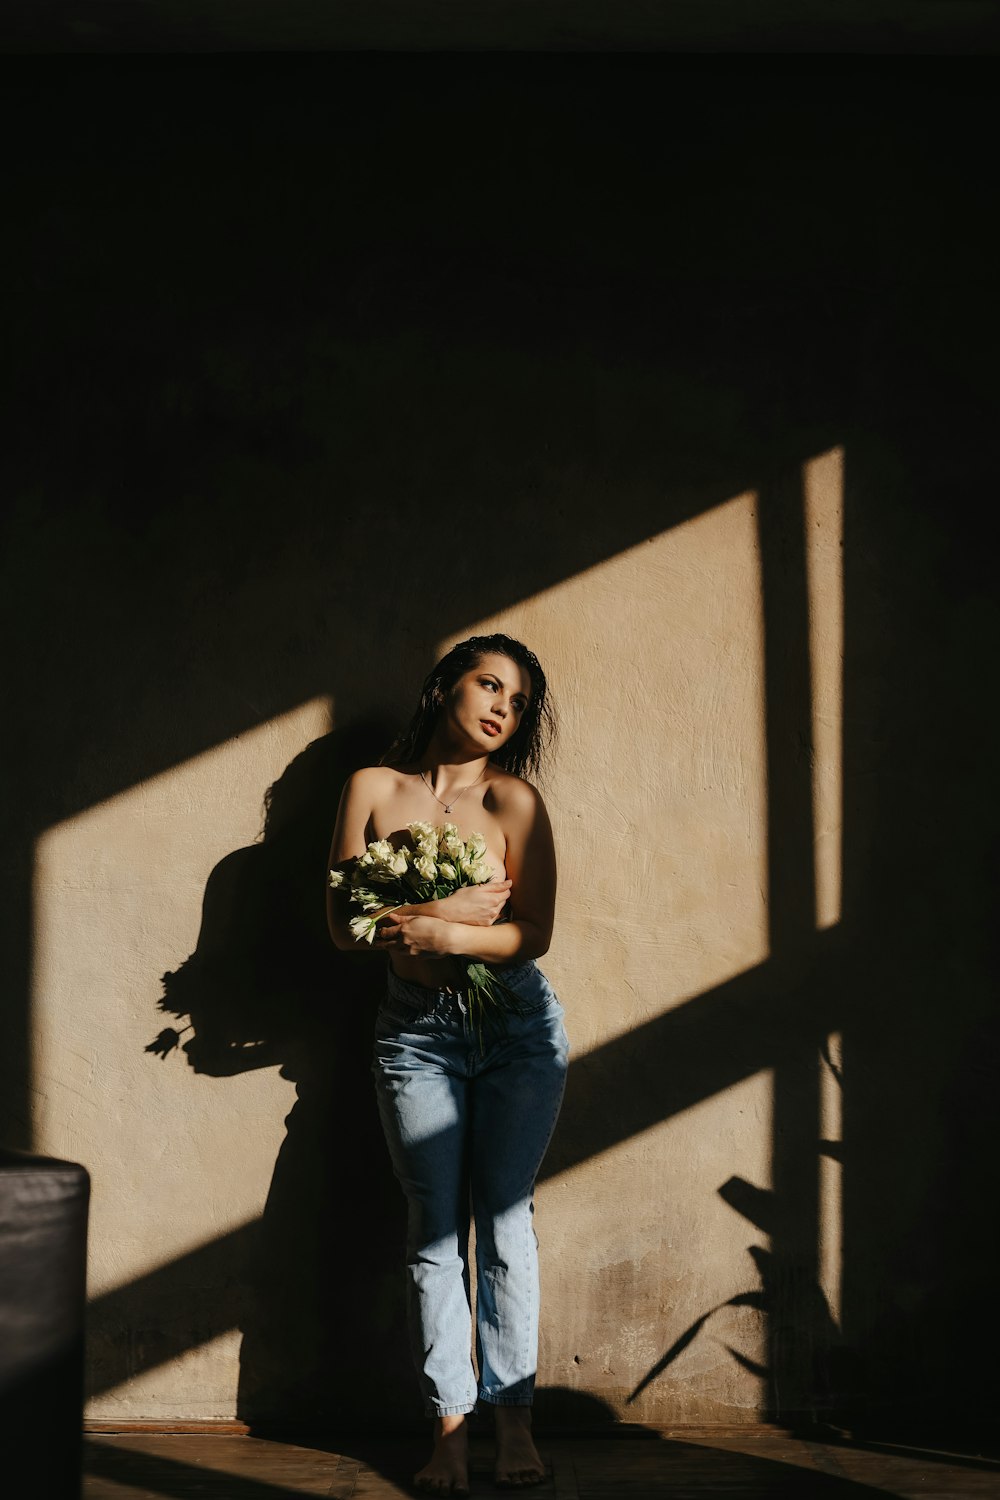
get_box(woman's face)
[443,652,532,755]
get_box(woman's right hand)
[429,880,512,927]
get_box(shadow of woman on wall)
[147,716,418,1432]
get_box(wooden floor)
[82,1428,1000,1499]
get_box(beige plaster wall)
[34,700,332,1420]
[29,458,844,1426]
[450,490,776,1424]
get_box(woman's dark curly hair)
[382,634,555,783]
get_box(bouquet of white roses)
[329,820,525,1046]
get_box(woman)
[327,634,568,1495]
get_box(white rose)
[470,860,494,884]
[466,831,487,860]
[328,869,345,889]
[349,913,376,944]
[438,861,457,883]
[389,850,409,877]
[415,853,437,882]
[441,833,465,861]
[408,821,439,854]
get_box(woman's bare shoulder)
[348,764,399,783]
[486,768,545,814]
[341,764,401,800]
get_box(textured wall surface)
[33,701,333,1418]
[453,475,831,1423]
[3,59,996,1437]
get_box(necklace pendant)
[444,805,452,814]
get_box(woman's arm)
[394,882,513,927]
[383,780,556,964]
[326,768,386,952]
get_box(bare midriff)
[365,768,509,991]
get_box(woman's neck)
[416,734,490,800]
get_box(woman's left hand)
[378,913,455,957]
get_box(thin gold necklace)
[419,764,487,816]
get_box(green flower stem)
[462,961,528,1054]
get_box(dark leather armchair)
[0,1148,91,1499]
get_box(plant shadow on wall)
[627,1064,847,1427]
[144,717,416,1428]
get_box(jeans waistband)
[386,959,537,1014]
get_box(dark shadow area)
[4,0,1000,54]
[821,1432,1000,1472]
[757,462,826,1422]
[2,54,997,1448]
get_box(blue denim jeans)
[372,958,570,1417]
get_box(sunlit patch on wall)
[804,447,844,930]
[32,696,332,1339]
[443,489,770,1049]
[819,1030,843,1329]
[97,1326,244,1414]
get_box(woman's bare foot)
[494,1406,546,1488]
[414,1413,470,1496]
